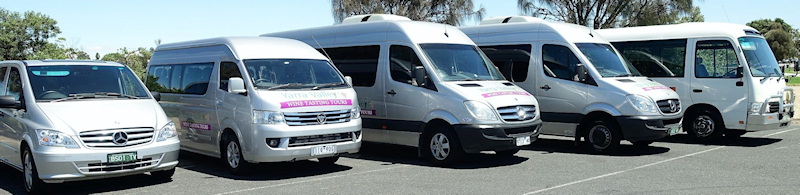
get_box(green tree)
[102,47,154,79]
[331,0,485,26]
[0,8,61,60]
[27,37,89,60]
[517,0,699,29]
[747,18,798,60]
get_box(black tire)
[684,109,724,140]
[318,156,340,164]
[725,129,747,138]
[222,133,251,174]
[22,147,47,194]
[495,148,521,157]
[422,125,464,166]
[631,140,654,147]
[151,168,175,180]
[583,118,622,154]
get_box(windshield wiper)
[51,92,140,102]
[312,82,346,90]
[267,83,309,90]
[95,92,141,99]
[461,78,486,81]
[613,74,632,77]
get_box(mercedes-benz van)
[461,16,682,153]
[597,23,794,140]
[264,14,542,165]
[0,60,178,193]
[146,37,361,174]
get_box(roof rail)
[479,16,544,25]
[340,14,411,24]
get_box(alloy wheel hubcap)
[693,115,715,137]
[227,141,240,168]
[589,125,612,149]
[430,133,451,160]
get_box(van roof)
[154,36,328,60]
[460,16,609,44]
[595,22,761,42]
[261,15,474,47]
[0,60,125,67]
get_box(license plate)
[108,152,137,163]
[311,145,337,156]
[668,126,681,136]
[515,136,531,146]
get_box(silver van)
[0,60,179,193]
[146,37,361,174]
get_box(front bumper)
[745,112,792,131]
[244,119,362,163]
[453,119,542,153]
[33,139,180,183]
[616,115,682,142]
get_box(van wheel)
[684,109,724,140]
[495,148,520,157]
[422,125,463,166]
[318,156,340,164]
[150,168,175,181]
[223,133,251,174]
[583,118,621,154]
[22,147,47,194]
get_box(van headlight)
[464,101,498,121]
[627,95,658,113]
[254,110,285,124]
[750,102,764,114]
[157,121,177,141]
[36,129,79,148]
[350,106,361,119]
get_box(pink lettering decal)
[481,91,532,98]
[181,121,211,131]
[280,99,353,108]
[642,86,670,91]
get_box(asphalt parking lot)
[2,125,799,194]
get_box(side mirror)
[0,96,15,108]
[575,64,587,82]
[736,66,744,78]
[413,66,427,87]
[150,91,161,102]
[228,77,247,94]
[344,76,353,86]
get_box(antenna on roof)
[443,23,449,37]
[312,36,334,66]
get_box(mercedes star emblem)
[112,131,129,145]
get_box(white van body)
[0,60,178,193]
[263,14,542,164]
[597,23,794,139]
[461,16,682,152]
[146,37,361,173]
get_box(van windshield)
[739,37,782,77]
[28,65,150,101]
[244,59,346,90]
[420,44,505,81]
[576,43,641,77]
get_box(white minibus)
[597,23,794,140]
[145,37,361,174]
[461,16,682,153]
[264,14,542,165]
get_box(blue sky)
[2,0,798,57]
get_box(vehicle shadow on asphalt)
[342,142,529,169]
[177,150,353,181]
[522,138,671,156]
[655,134,782,147]
[0,162,172,194]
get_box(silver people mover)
[0,60,179,193]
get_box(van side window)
[613,39,686,77]
[6,67,22,101]
[0,67,8,94]
[695,40,739,78]
[319,46,379,87]
[389,45,423,85]
[145,63,213,95]
[479,44,531,82]
[542,44,581,81]
[219,62,243,91]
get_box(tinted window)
[244,59,346,90]
[480,45,531,82]
[0,67,8,95]
[613,39,686,77]
[219,62,243,91]
[542,44,581,81]
[389,45,423,84]
[321,46,379,87]
[145,62,213,95]
[6,68,21,101]
[576,43,639,77]
[740,37,782,77]
[28,65,149,100]
[695,40,739,78]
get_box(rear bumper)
[453,119,542,153]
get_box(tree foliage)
[0,8,61,60]
[102,47,154,79]
[27,37,90,60]
[517,0,700,29]
[747,18,799,60]
[331,0,485,26]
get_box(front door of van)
[380,45,429,146]
[172,63,218,154]
[534,43,589,136]
[689,39,748,129]
[0,66,13,164]
[215,61,251,153]
[0,66,27,166]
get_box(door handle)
[693,89,703,93]
[540,85,551,90]
[387,90,397,95]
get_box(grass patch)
[787,76,800,86]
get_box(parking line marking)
[524,127,798,194]
[217,164,410,195]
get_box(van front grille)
[284,109,351,126]
[657,99,681,114]
[768,101,779,113]
[497,105,536,122]
[79,128,155,148]
[288,132,353,147]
